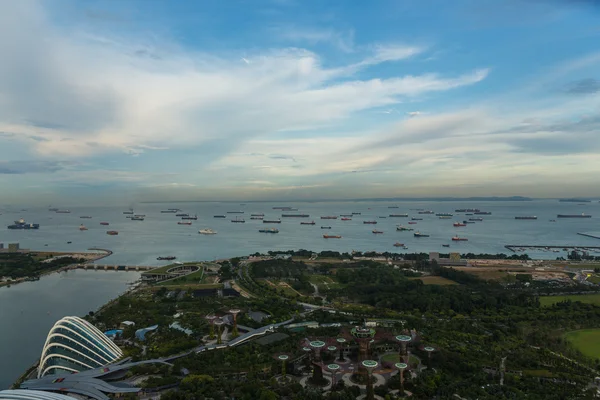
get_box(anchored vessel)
[263,219,281,223]
[389,214,408,217]
[363,220,377,224]
[414,231,430,237]
[106,230,119,235]
[231,217,245,223]
[301,221,316,225]
[79,224,88,231]
[157,256,176,260]
[323,234,342,239]
[8,218,39,229]
[178,221,192,225]
[282,213,310,217]
[259,228,279,233]
[452,236,468,241]
[557,213,592,218]
[515,216,537,220]
[199,228,217,235]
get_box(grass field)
[309,274,343,290]
[408,276,458,285]
[564,329,600,359]
[540,294,600,307]
[587,275,600,284]
[157,266,204,286]
[260,279,302,297]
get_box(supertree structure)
[327,363,340,390]
[277,354,289,381]
[229,309,241,338]
[395,362,408,396]
[424,346,435,366]
[335,337,347,362]
[361,360,378,400]
[308,340,327,385]
[395,334,412,363]
[205,315,216,340]
[351,325,376,361]
[213,318,225,345]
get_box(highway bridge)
[73,264,157,271]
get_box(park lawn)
[408,276,458,285]
[260,279,302,297]
[308,274,344,290]
[563,329,600,359]
[587,275,600,284]
[539,294,600,307]
[157,267,204,286]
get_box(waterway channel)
[0,269,140,389]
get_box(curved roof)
[0,390,75,400]
[38,316,123,378]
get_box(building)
[37,316,123,378]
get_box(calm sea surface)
[0,200,599,388]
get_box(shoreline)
[0,248,113,289]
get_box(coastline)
[0,248,113,289]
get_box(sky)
[1,0,600,205]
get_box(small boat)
[259,228,279,233]
[397,225,413,231]
[106,230,119,235]
[178,221,192,225]
[379,216,387,219]
[363,221,377,224]
[323,234,342,239]
[66,241,72,244]
[131,216,144,221]
[79,225,88,231]
[408,221,417,225]
[340,214,353,217]
[157,256,176,260]
[453,222,466,227]
[372,230,383,234]
[442,244,450,247]
[199,228,217,235]
[100,222,109,226]
[414,232,430,237]
[213,215,226,218]
[123,210,134,215]
[452,236,468,241]
[411,217,423,221]
[301,221,316,225]
[321,216,338,220]
[56,210,71,214]
[341,217,352,221]
[321,226,332,229]
[549,219,556,222]
[393,242,405,247]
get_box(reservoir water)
[0,269,139,389]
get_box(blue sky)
[1,0,600,204]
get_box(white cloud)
[276,27,355,52]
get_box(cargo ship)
[157,256,176,260]
[213,215,226,218]
[131,216,144,221]
[388,206,399,209]
[341,217,352,221]
[263,219,281,223]
[414,232,430,237]
[439,216,452,219]
[397,225,413,231]
[301,221,316,225]
[321,226,331,229]
[469,217,483,221]
[340,214,353,217]
[178,221,192,225]
[321,216,338,219]
[282,214,310,217]
[559,199,591,203]
[259,228,279,233]
[48,207,59,212]
[161,210,177,213]
[231,217,245,223]
[251,213,265,217]
[452,236,468,241]
[106,230,119,235]
[352,212,361,215]
[199,228,217,235]
[463,220,475,224]
[227,211,244,214]
[8,218,39,229]
[436,213,453,217]
[273,207,298,211]
[557,213,592,218]
[411,217,423,221]
[176,213,189,217]
[453,222,466,227]
[100,222,109,226]
[79,224,88,231]
[418,210,434,214]
[363,221,377,224]
[393,242,406,247]
[181,214,198,220]
[372,230,383,234]
[250,216,264,220]
[408,221,417,224]
[323,234,342,239]
[123,210,134,215]
[80,216,92,219]
[515,216,537,220]
[389,214,408,217]
[474,211,492,215]
[455,208,480,213]
[55,210,71,214]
